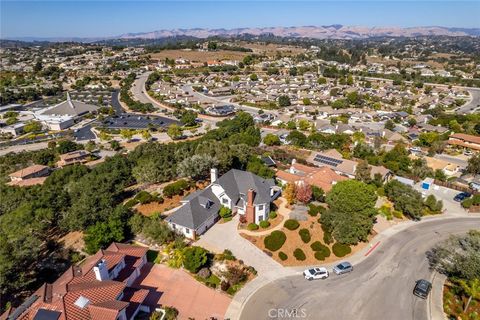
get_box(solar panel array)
[313,154,343,167]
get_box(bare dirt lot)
[149,49,249,62]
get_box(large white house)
[166,168,281,239]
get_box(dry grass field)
[149,49,249,62]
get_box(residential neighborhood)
[1,4,480,320]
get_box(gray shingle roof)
[166,186,220,229]
[215,169,274,205]
[166,169,274,230]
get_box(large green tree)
[321,180,377,245]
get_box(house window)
[172,224,176,230]
[222,198,228,204]
[258,204,264,211]
[185,228,190,234]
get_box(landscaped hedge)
[278,251,288,261]
[259,220,270,229]
[264,231,287,251]
[163,179,192,198]
[299,228,311,243]
[284,219,300,230]
[332,243,352,257]
[269,211,277,219]
[247,223,259,231]
[293,248,306,261]
[311,242,331,261]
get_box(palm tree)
[458,278,480,313]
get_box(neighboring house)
[276,159,348,192]
[307,149,357,178]
[448,133,480,152]
[57,150,90,167]
[7,164,51,187]
[1,243,150,320]
[0,122,26,137]
[166,169,281,239]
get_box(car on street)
[303,267,329,280]
[454,192,471,202]
[333,262,353,275]
[413,279,432,299]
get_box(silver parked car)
[333,262,353,275]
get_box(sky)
[1,1,480,38]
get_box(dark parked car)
[413,279,432,299]
[454,192,471,202]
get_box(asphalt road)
[239,217,480,320]
[456,88,480,114]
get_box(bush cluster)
[284,219,300,230]
[259,220,270,229]
[332,243,352,257]
[293,248,306,261]
[163,179,192,198]
[461,194,480,208]
[299,228,311,243]
[247,223,259,231]
[264,231,287,251]
[310,241,331,260]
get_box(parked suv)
[303,267,329,280]
[413,279,432,299]
[333,262,353,275]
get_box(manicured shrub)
[332,243,352,257]
[182,246,208,273]
[278,251,288,261]
[269,211,277,219]
[264,231,287,251]
[461,198,473,208]
[135,190,154,204]
[293,248,306,261]
[311,242,331,260]
[259,220,270,229]
[299,228,311,243]
[219,206,232,219]
[284,219,300,230]
[392,210,403,219]
[247,223,259,231]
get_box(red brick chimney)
[246,189,256,224]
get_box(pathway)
[194,215,283,275]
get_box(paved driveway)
[195,215,283,274]
[137,263,231,320]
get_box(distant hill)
[5,25,480,43]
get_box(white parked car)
[303,267,329,280]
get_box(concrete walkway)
[238,198,290,236]
[194,215,283,275]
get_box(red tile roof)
[11,243,148,320]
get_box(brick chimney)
[246,189,256,224]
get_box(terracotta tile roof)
[88,300,129,320]
[9,165,49,178]
[7,177,47,187]
[449,133,480,145]
[10,243,148,320]
[276,164,348,192]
